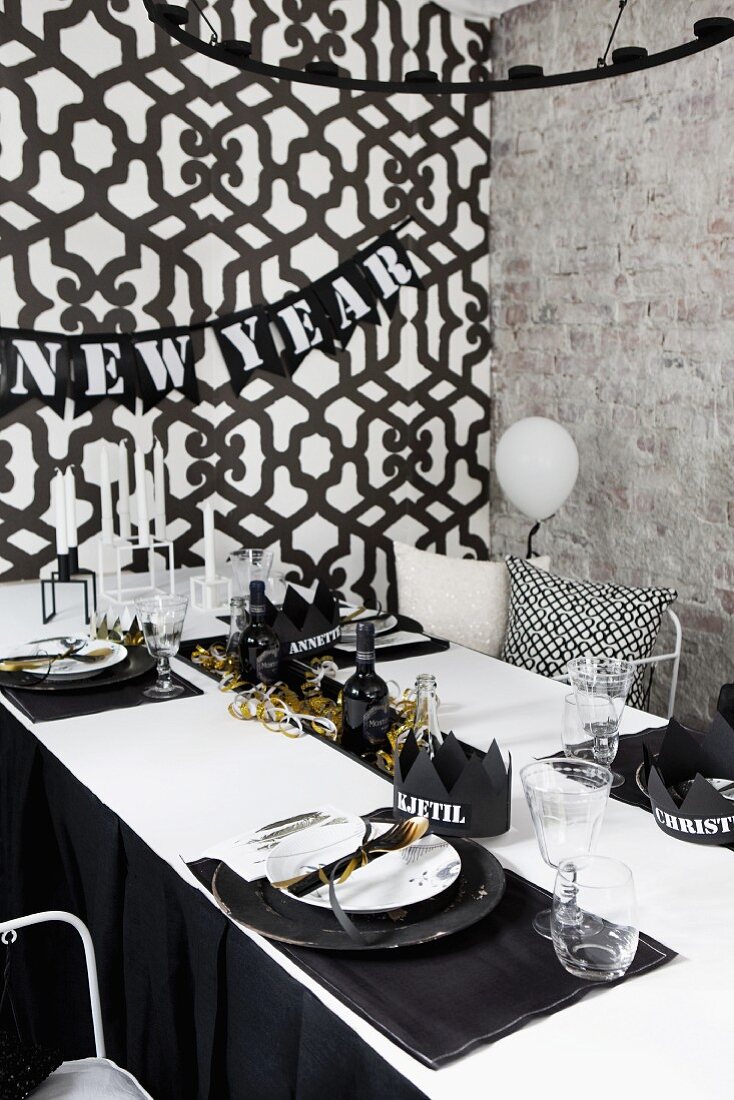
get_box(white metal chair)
[554,607,682,719]
[0,911,152,1099]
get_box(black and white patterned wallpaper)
[0,0,491,603]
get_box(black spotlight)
[508,64,544,79]
[305,61,339,76]
[405,70,439,82]
[221,40,253,57]
[694,16,734,38]
[153,3,188,25]
[612,46,648,63]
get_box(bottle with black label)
[341,621,390,755]
[238,580,280,685]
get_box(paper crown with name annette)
[643,713,734,845]
[263,582,341,657]
[393,731,511,838]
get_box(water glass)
[136,595,188,699]
[266,572,287,609]
[229,549,274,601]
[521,759,612,938]
[561,693,595,760]
[552,856,639,981]
[567,656,635,789]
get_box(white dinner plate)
[339,612,398,642]
[266,819,462,913]
[17,635,126,677]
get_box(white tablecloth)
[0,575,731,1099]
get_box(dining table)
[0,570,732,1100]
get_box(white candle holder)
[189,574,232,613]
[97,536,175,604]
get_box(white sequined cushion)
[393,541,550,657]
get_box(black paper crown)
[643,713,734,845]
[264,581,341,658]
[393,730,511,838]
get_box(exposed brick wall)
[490,1,734,725]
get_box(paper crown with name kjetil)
[393,730,511,838]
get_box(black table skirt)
[0,707,427,1100]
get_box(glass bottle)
[225,597,248,662]
[341,622,390,755]
[238,580,280,685]
[412,673,444,758]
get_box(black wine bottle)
[341,622,390,754]
[239,580,280,685]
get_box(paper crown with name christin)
[393,730,511,838]
[643,712,734,845]
[264,581,341,658]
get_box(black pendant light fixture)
[144,2,734,95]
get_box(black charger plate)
[0,645,155,693]
[211,836,505,951]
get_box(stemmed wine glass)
[567,656,635,789]
[520,759,612,939]
[136,595,188,699]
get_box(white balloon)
[495,417,579,521]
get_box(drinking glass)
[266,572,287,609]
[552,855,639,981]
[561,694,595,760]
[520,759,612,938]
[136,595,188,699]
[567,656,636,788]
[229,549,274,602]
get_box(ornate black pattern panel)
[0,0,491,604]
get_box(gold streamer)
[192,643,416,771]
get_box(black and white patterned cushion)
[501,556,678,709]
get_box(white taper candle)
[64,466,78,549]
[118,441,131,540]
[203,503,216,585]
[54,469,68,556]
[100,446,114,542]
[134,447,150,548]
[153,441,166,540]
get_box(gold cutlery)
[271,816,429,897]
[0,646,112,673]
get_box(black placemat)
[2,667,203,723]
[330,614,449,668]
[557,725,734,853]
[189,856,675,1069]
[212,613,450,668]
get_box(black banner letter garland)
[0,223,423,418]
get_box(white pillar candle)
[153,441,166,540]
[54,469,68,556]
[134,447,150,548]
[64,466,78,549]
[100,446,114,542]
[203,503,216,585]
[118,441,131,540]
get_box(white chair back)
[0,910,105,1058]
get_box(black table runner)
[1,667,203,724]
[189,854,675,1070]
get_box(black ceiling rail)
[143,5,734,97]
